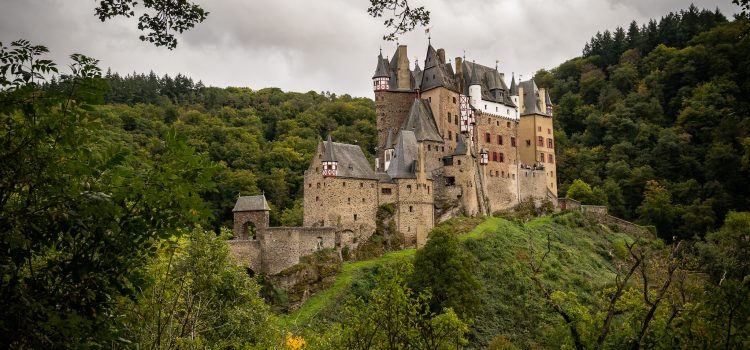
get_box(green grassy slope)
[281,212,636,348]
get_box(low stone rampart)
[229,226,336,275]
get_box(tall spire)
[509,72,518,96]
[323,134,336,162]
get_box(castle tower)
[232,195,270,240]
[322,135,338,177]
[517,80,558,198]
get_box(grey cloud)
[0,0,741,98]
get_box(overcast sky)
[1,0,740,98]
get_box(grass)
[280,248,416,328]
[277,212,641,348]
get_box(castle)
[230,42,558,274]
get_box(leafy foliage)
[367,0,430,41]
[545,9,750,240]
[411,226,482,320]
[116,228,271,348]
[0,42,215,347]
[340,263,468,349]
[95,0,208,49]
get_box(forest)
[1,2,749,349]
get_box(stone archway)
[241,221,257,240]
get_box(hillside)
[535,7,750,240]
[280,212,638,349]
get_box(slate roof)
[401,99,444,143]
[323,134,335,162]
[419,44,459,92]
[462,61,515,107]
[321,139,378,180]
[453,134,471,156]
[519,80,548,116]
[509,74,518,96]
[372,52,389,78]
[233,195,270,212]
[387,130,419,179]
[383,129,396,149]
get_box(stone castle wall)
[229,226,336,275]
[473,112,521,212]
[228,239,261,272]
[518,168,551,203]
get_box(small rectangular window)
[538,136,544,146]
[539,152,545,163]
[485,132,491,143]
[511,137,517,147]
[499,153,504,162]
[498,135,503,145]
[548,154,554,163]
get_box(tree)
[0,40,215,347]
[410,226,482,319]
[341,263,469,349]
[116,227,271,348]
[566,179,594,203]
[636,180,676,238]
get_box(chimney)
[397,45,410,90]
[417,142,426,182]
[437,48,446,64]
[539,88,547,114]
[518,85,525,114]
[455,57,464,92]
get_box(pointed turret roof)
[402,99,443,143]
[509,74,518,96]
[413,59,421,73]
[386,130,418,179]
[545,90,552,106]
[468,62,481,86]
[372,51,388,78]
[323,134,336,162]
[519,80,547,116]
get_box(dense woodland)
[535,5,750,240]
[89,72,377,230]
[1,3,750,349]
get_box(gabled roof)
[233,195,270,212]
[520,80,548,116]
[372,52,389,78]
[321,139,378,180]
[386,130,419,179]
[402,99,444,143]
[419,44,458,92]
[462,61,515,107]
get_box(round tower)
[468,61,482,107]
